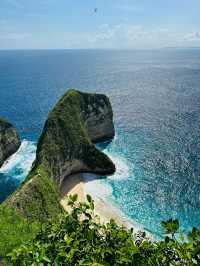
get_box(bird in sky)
[94,8,98,13]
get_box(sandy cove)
[60,173,152,238]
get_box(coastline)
[60,173,152,238]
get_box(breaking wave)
[0,140,36,180]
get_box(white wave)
[84,173,113,199]
[114,133,118,141]
[84,148,153,238]
[0,140,36,180]
[105,151,131,181]
[83,174,151,237]
[84,149,131,199]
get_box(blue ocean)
[0,49,200,236]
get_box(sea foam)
[105,151,131,181]
[84,173,113,199]
[84,145,132,201]
[0,140,36,180]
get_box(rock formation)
[34,89,115,186]
[5,90,115,221]
[0,118,21,168]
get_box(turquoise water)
[0,49,200,235]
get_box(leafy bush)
[6,195,200,265]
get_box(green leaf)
[86,194,92,203]
[42,256,51,263]
[161,219,179,236]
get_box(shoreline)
[60,173,153,239]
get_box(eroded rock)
[0,118,20,168]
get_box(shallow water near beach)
[0,49,200,236]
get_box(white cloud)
[78,24,200,49]
[0,23,200,49]
[81,24,170,48]
[184,32,200,42]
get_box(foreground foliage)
[6,195,200,265]
[0,206,39,258]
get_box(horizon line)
[0,47,200,52]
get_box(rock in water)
[0,118,21,168]
[35,89,115,185]
[4,90,115,221]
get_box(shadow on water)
[0,174,20,203]
[96,140,112,151]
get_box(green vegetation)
[0,206,39,258]
[3,89,114,224]
[34,89,115,182]
[5,195,200,266]
[0,165,61,260]
[4,165,62,222]
[0,89,115,263]
[2,90,198,265]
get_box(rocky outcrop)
[0,118,21,168]
[82,92,115,143]
[5,90,115,221]
[34,89,115,186]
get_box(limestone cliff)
[34,89,115,186]
[0,118,21,168]
[5,90,115,221]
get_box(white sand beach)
[60,173,152,238]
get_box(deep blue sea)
[0,49,200,236]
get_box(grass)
[0,206,39,258]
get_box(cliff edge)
[35,89,115,186]
[0,118,21,168]
[5,90,115,221]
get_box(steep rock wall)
[34,90,115,185]
[0,118,21,168]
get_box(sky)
[0,0,200,49]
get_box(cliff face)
[81,92,115,143]
[35,90,115,186]
[0,118,21,168]
[5,90,115,221]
